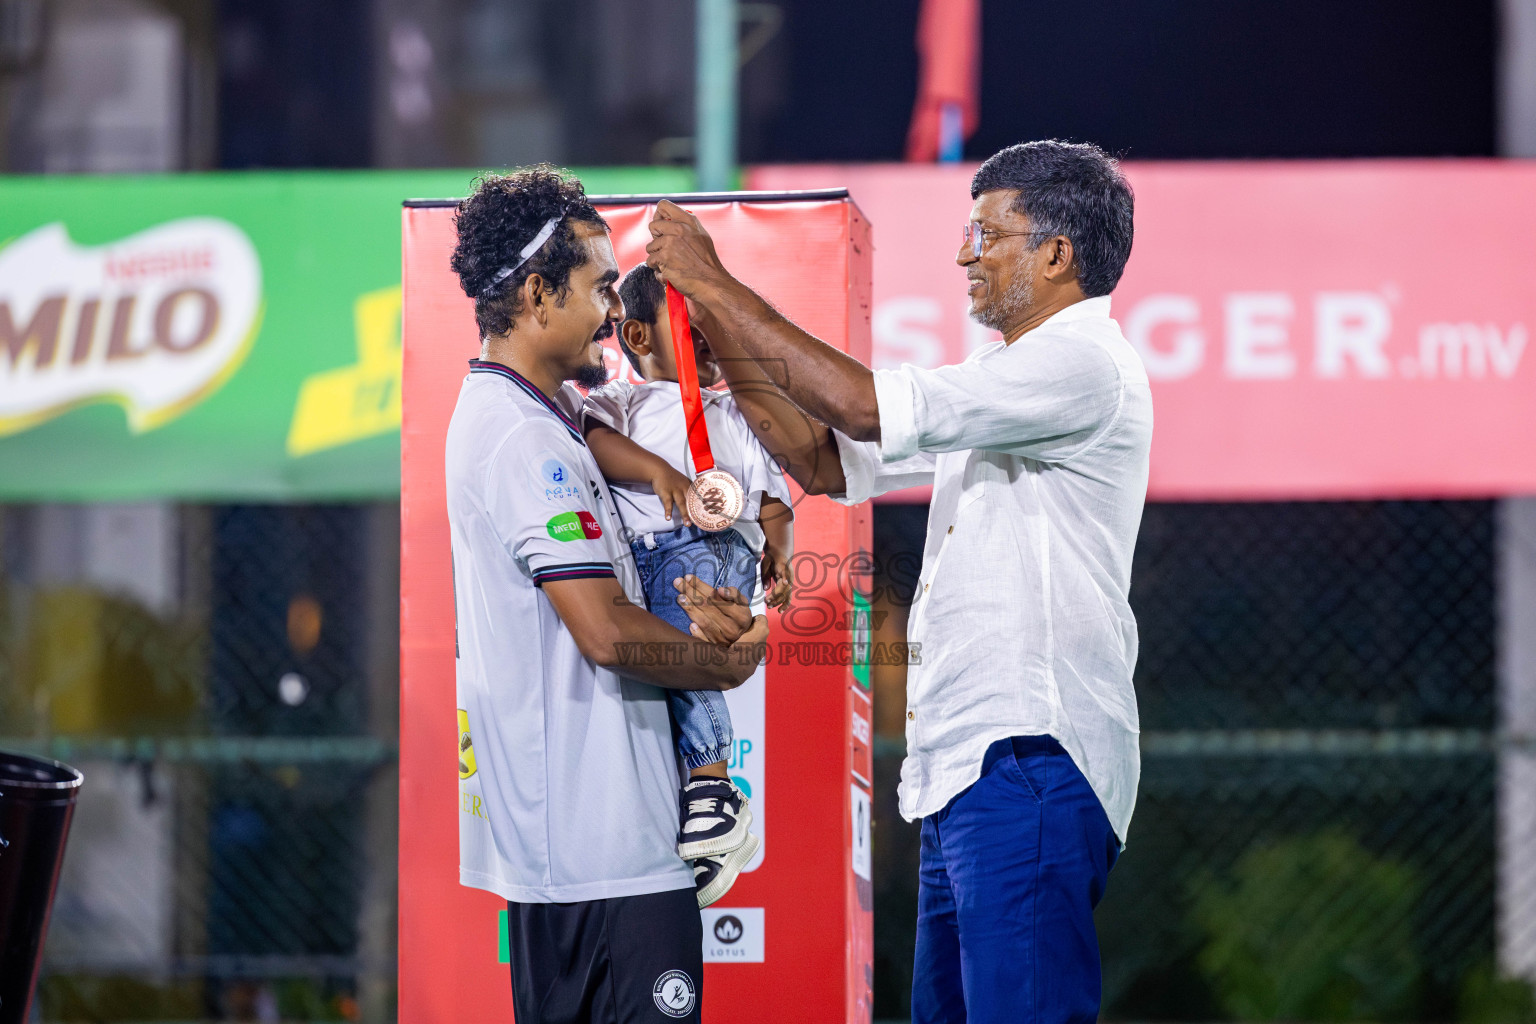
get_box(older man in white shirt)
[646,140,1150,1024]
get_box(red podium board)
[399,192,874,1023]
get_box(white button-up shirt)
[830,296,1152,841]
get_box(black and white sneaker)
[677,778,752,860]
[694,833,762,909]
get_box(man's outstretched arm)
[686,301,848,496]
[647,200,881,445]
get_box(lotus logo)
[713,914,743,944]
[0,218,262,436]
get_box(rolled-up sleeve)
[824,364,940,505]
[887,331,1125,464]
[827,426,936,506]
[871,368,921,462]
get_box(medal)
[665,282,744,532]
[686,467,745,532]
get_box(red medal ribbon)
[665,282,716,474]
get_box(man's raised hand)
[646,200,730,299]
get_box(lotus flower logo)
[0,218,262,435]
[713,914,743,944]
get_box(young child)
[582,263,793,908]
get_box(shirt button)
[947,525,953,534]
[907,710,915,721]
[923,583,929,592]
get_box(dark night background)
[214,0,1499,168]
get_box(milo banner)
[0,168,690,500]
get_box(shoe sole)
[677,799,752,860]
[697,832,760,909]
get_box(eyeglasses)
[961,221,1055,259]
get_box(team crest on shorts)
[652,969,695,1018]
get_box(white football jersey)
[446,359,692,903]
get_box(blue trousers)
[913,736,1120,1024]
[630,525,757,769]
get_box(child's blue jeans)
[630,524,758,770]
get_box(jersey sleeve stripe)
[531,562,617,586]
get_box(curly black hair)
[449,166,607,338]
[971,140,1134,298]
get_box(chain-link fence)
[2,497,1524,1022]
[0,503,399,1023]
[870,499,1525,1023]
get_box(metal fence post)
[1499,497,1536,979]
[695,0,738,192]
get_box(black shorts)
[506,886,703,1024]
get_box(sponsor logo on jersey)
[537,456,582,501]
[457,709,477,779]
[460,788,490,821]
[546,510,602,541]
[542,458,571,485]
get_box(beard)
[968,274,1034,333]
[572,321,614,389]
[573,361,610,389]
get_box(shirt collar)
[1039,295,1112,327]
[469,359,585,444]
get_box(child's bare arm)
[584,422,694,525]
[758,496,794,608]
[584,422,670,484]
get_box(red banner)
[400,195,875,1023]
[748,162,1536,500]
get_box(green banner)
[0,167,692,501]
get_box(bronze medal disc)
[686,468,745,532]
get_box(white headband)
[482,213,563,296]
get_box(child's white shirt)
[581,379,792,553]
